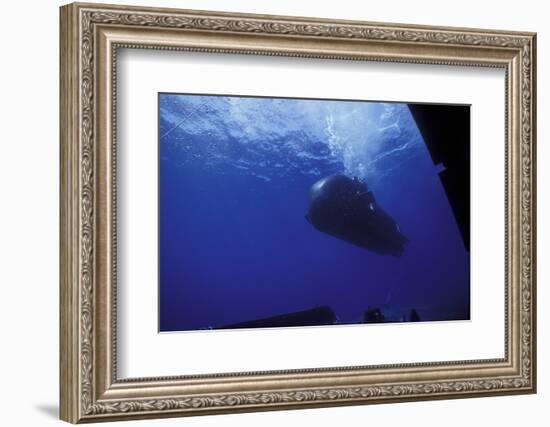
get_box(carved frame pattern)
[60,2,536,423]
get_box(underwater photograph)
[158,93,470,332]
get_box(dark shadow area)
[217,306,337,329]
[216,305,428,329]
[35,404,58,419]
[408,104,471,251]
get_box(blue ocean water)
[159,94,470,332]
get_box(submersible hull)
[305,174,407,257]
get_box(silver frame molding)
[60,2,537,423]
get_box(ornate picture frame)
[60,2,536,423]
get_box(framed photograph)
[60,2,537,423]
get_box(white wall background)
[0,0,545,426]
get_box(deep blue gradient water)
[159,94,470,332]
